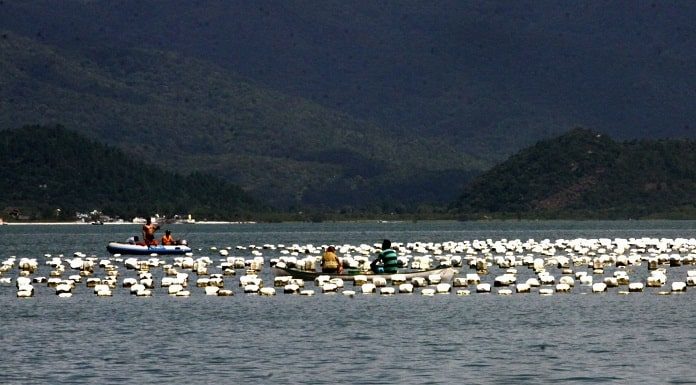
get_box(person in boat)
[142,217,160,246]
[126,235,146,246]
[371,239,399,274]
[321,246,342,274]
[161,230,176,246]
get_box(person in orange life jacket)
[321,246,342,274]
[142,217,160,246]
[161,230,176,245]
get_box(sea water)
[1,221,695,384]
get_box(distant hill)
[0,125,265,221]
[453,128,696,219]
[0,31,482,211]
[1,1,695,211]
[1,1,694,150]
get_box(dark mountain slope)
[1,0,694,159]
[0,125,265,220]
[453,128,696,219]
[0,32,482,210]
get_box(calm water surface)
[1,221,695,384]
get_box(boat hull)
[272,265,456,281]
[106,242,192,255]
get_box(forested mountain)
[0,31,480,211]
[2,1,694,146]
[453,128,696,219]
[0,125,265,220]
[0,1,694,211]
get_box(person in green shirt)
[371,239,399,274]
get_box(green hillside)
[453,128,696,219]
[0,32,484,211]
[0,125,265,221]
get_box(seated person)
[371,239,399,274]
[161,230,176,245]
[321,246,342,274]
[127,235,146,246]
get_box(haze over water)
[1,221,695,384]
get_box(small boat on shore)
[272,265,456,281]
[106,242,192,255]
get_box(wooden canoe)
[272,265,456,281]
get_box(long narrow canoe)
[272,265,456,281]
[106,242,192,255]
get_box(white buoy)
[466,273,481,285]
[379,287,396,295]
[476,283,491,293]
[494,274,516,287]
[205,286,220,296]
[555,283,571,293]
[428,274,442,285]
[539,288,554,296]
[456,289,470,296]
[329,278,344,288]
[314,275,330,287]
[559,276,575,287]
[353,275,368,286]
[371,277,387,287]
[321,283,338,293]
[411,277,427,287]
[671,282,687,292]
[592,282,607,293]
[299,289,315,296]
[515,283,531,293]
[259,287,276,296]
[628,283,644,292]
[168,284,184,295]
[421,288,436,296]
[16,285,34,298]
[435,283,451,294]
[93,283,111,294]
[284,284,300,294]
[55,283,73,295]
[361,283,376,294]
[398,283,414,293]
[274,276,292,287]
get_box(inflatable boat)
[106,242,192,255]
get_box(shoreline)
[1,221,258,226]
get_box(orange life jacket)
[161,234,175,245]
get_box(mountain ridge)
[0,31,482,210]
[453,128,696,219]
[0,125,265,220]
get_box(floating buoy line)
[2,237,696,298]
